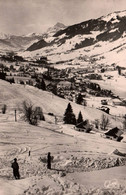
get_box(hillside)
[26,23,67,51]
[27,39,49,51]
[0,79,126,194]
[22,10,126,68]
[0,79,123,127]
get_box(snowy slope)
[22,10,126,68]
[0,120,125,195]
[0,79,126,194]
[0,79,123,127]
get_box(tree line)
[2,100,126,132]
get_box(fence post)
[55,116,57,124]
[15,109,17,122]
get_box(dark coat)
[12,161,20,179]
[47,153,51,169]
[12,161,19,170]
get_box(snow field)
[0,79,126,194]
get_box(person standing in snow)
[47,152,51,169]
[11,158,20,179]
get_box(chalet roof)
[101,99,107,102]
[112,98,122,103]
[58,81,71,86]
[101,106,109,109]
[105,127,123,137]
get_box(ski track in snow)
[0,80,126,194]
[0,120,126,195]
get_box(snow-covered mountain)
[0,23,66,52]
[24,10,126,68]
[46,22,67,35]
[0,34,43,52]
[0,32,11,39]
[27,23,67,51]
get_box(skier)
[11,158,20,179]
[29,150,31,157]
[47,152,51,169]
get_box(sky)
[0,0,126,35]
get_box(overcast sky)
[0,0,126,35]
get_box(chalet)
[112,98,123,106]
[104,127,123,142]
[75,80,81,84]
[101,99,108,105]
[99,106,110,114]
[108,98,123,106]
[6,76,36,85]
[113,149,126,157]
[57,81,71,90]
[75,121,92,133]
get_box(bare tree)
[21,101,44,125]
[94,119,100,129]
[83,99,87,107]
[100,114,110,130]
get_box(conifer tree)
[36,78,46,90]
[63,103,76,124]
[76,111,83,127]
[41,78,46,90]
[76,93,83,105]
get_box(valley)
[0,8,126,195]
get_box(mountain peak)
[46,22,67,35]
[54,22,66,28]
[0,32,11,39]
